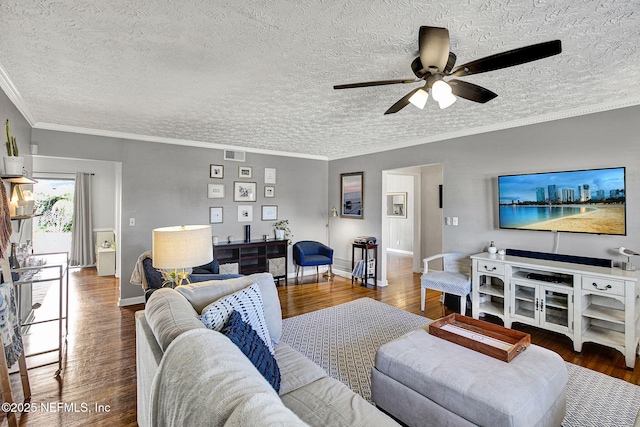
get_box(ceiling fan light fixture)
[437,93,457,109]
[408,88,429,109]
[430,80,451,101]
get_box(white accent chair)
[420,253,472,314]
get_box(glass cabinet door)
[541,287,572,332]
[511,281,538,323]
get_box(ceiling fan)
[333,26,562,114]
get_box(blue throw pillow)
[220,310,280,393]
[142,258,164,289]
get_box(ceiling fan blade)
[443,52,457,74]
[384,88,420,115]
[418,26,450,73]
[334,78,419,89]
[449,40,562,77]
[448,79,498,103]
[411,57,428,78]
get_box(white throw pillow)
[198,283,274,355]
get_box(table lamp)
[152,225,213,287]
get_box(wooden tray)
[428,314,530,362]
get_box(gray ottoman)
[371,326,567,427]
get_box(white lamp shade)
[152,225,213,269]
[408,88,429,109]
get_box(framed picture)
[234,182,257,202]
[264,186,275,198]
[238,166,252,178]
[340,172,364,219]
[210,164,224,179]
[209,207,223,223]
[261,205,278,221]
[386,192,407,218]
[207,183,225,199]
[264,167,276,184]
[237,205,253,222]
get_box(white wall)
[385,173,413,253]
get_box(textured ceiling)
[1,1,639,159]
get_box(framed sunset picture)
[340,172,363,219]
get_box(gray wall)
[5,84,639,298]
[329,106,640,276]
[31,129,328,302]
[1,89,33,244]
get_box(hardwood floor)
[4,253,639,426]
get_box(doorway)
[32,177,75,254]
[381,164,443,285]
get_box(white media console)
[471,252,640,369]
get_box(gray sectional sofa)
[135,273,399,426]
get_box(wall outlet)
[452,217,459,226]
[129,218,136,226]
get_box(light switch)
[452,217,459,226]
[445,217,451,225]
[129,218,136,226]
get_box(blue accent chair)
[293,241,334,282]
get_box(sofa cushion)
[177,273,282,343]
[144,288,206,351]
[221,310,281,392]
[224,391,310,427]
[151,329,306,427]
[199,283,275,355]
[280,376,400,427]
[275,342,327,396]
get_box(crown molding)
[0,62,36,126]
[32,122,329,161]
[24,96,640,163]
[328,97,640,161]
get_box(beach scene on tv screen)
[499,168,625,235]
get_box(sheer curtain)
[70,173,94,266]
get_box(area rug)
[281,297,640,427]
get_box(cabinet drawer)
[476,261,505,275]
[582,276,625,296]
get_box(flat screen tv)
[498,167,626,235]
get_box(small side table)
[96,247,116,276]
[351,243,378,286]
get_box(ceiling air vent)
[224,150,246,162]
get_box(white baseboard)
[332,268,388,287]
[386,248,413,255]
[118,295,145,306]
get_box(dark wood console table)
[351,242,378,286]
[213,240,288,284]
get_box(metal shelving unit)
[9,252,69,377]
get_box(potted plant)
[4,119,24,175]
[272,219,292,242]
